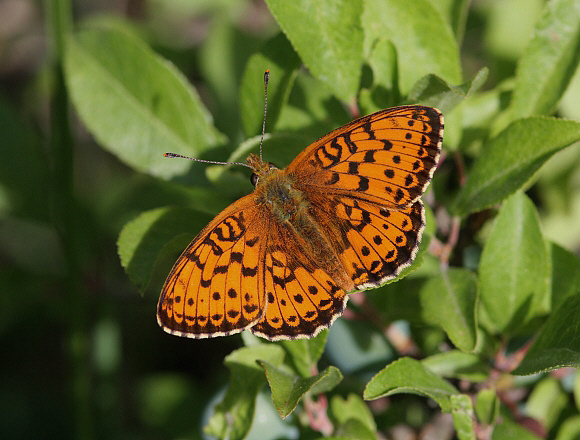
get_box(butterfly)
[157,105,443,340]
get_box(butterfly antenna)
[259,70,270,160]
[165,71,271,167]
[162,153,250,168]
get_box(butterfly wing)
[288,106,443,208]
[249,219,348,340]
[286,106,443,288]
[307,193,425,288]
[158,192,347,340]
[157,195,270,338]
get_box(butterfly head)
[247,153,279,187]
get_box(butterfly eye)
[250,173,259,186]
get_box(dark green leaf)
[227,132,311,169]
[279,330,328,377]
[64,25,226,179]
[407,68,488,114]
[205,345,285,440]
[364,357,459,412]
[420,268,478,352]
[511,0,580,118]
[332,419,376,440]
[240,33,301,137]
[359,38,398,112]
[362,0,461,95]
[550,242,580,311]
[479,192,550,334]
[423,351,489,382]
[492,407,543,439]
[330,394,376,433]
[276,73,351,138]
[475,389,500,425]
[264,0,363,102]
[454,117,580,216]
[513,294,580,375]
[450,394,476,440]
[117,206,213,293]
[259,362,342,419]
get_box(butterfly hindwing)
[250,221,347,340]
[308,193,425,289]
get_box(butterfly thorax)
[247,153,303,222]
[247,154,354,290]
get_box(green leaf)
[458,79,514,150]
[407,68,488,114]
[332,419,376,440]
[555,416,580,440]
[420,268,478,352]
[422,351,489,382]
[240,33,301,137]
[330,394,377,434]
[117,206,213,293]
[205,345,285,440]
[513,294,580,375]
[484,0,544,60]
[264,0,363,102]
[369,277,425,324]
[362,0,462,95]
[279,329,328,377]
[364,357,459,412]
[475,389,500,426]
[450,394,476,440]
[525,377,569,431]
[492,408,543,440]
[259,362,342,419]
[64,25,226,179]
[362,37,398,111]
[276,73,351,139]
[479,192,550,334]
[430,0,471,45]
[550,242,580,311]
[511,0,580,119]
[453,116,580,216]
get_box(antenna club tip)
[163,152,174,157]
[264,70,270,81]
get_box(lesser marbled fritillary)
[157,91,443,340]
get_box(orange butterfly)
[158,105,443,340]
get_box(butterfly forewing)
[288,106,443,208]
[157,196,269,338]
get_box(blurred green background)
[1,0,580,439]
